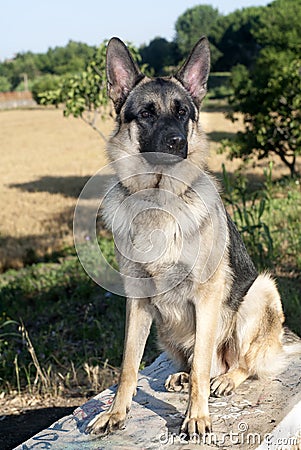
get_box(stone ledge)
[15,353,301,449]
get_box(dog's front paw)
[165,372,189,393]
[181,414,212,438]
[210,374,235,397]
[86,409,127,435]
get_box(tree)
[228,61,301,176]
[0,41,96,91]
[140,37,180,75]
[4,52,39,90]
[38,41,142,142]
[210,7,262,71]
[175,5,221,66]
[31,75,62,103]
[38,41,95,75]
[225,0,301,177]
[0,76,11,92]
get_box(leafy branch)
[38,41,143,141]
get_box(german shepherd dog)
[87,37,300,438]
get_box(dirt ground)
[0,108,111,271]
[0,106,299,449]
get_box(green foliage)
[0,75,11,92]
[222,164,274,269]
[31,74,62,103]
[227,0,301,176]
[209,7,262,71]
[250,0,301,82]
[4,52,38,90]
[175,5,221,66]
[0,256,119,393]
[253,0,301,56]
[1,3,289,98]
[37,42,108,137]
[0,41,95,90]
[221,163,301,332]
[262,174,301,270]
[174,4,266,73]
[41,41,95,75]
[38,41,143,140]
[227,61,301,176]
[208,73,232,99]
[0,236,158,394]
[0,317,19,358]
[140,37,179,76]
[221,162,301,273]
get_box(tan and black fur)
[87,37,300,438]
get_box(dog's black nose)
[166,134,187,152]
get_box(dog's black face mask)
[123,79,196,163]
[106,36,210,164]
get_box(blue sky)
[1,0,271,61]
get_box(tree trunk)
[275,150,296,178]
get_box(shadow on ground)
[0,205,75,271]
[2,173,113,271]
[9,175,112,199]
[207,130,236,142]
[0,406,78,450]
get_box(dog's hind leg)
[87,298,153,435]
[210,273,285,398]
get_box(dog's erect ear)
[175,36,210,106]
[106,37,144,112]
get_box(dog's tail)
[282,327,301,356]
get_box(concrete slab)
[14,353,301,449]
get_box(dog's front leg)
[181,292,221,439]
[87,297,153,435]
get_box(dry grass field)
[0,107,298,271]
[0,108,112,271]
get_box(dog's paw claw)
[86,410,126,435]
[210,374,235,397]
[165,372,189,393]
[181,415,212,439]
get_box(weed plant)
[221,162,301,335]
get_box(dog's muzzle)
[141,131,188,165]
[165,133,187,159]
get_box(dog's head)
[106,37,210,165]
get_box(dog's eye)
[178,108,187,118]
[140,110,151,119]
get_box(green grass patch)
[221,163,301,336]
[0,240,158,396]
